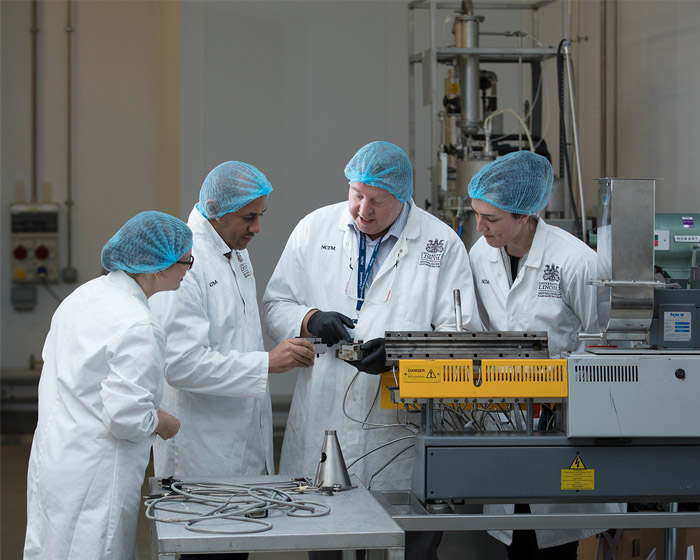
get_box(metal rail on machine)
[384,330,550,362]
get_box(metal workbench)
[373,491,700,532]
[148,475,404,559]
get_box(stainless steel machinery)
[408,1,590,247]
[340,177,700,508]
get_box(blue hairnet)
[196,161,273,219]
[101,211,193,274]
[468,151,553,215]
[344,141,413,203]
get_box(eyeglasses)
[176,255,194,270]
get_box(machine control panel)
[11,203,60,284]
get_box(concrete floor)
[1,433,505,560]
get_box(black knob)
[675,368,686,380]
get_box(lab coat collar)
[522,216,548,268]
[485,216,549,269]
[188,206,236,260]
[105,269,149,304]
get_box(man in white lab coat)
[24,211,190,559]
[468,150,625,559]
[150,162,316,560]
[262,141,481,560]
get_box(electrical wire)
[345,435,417,470]
[145,481,330,536]
[39,277,63,303]
[366,444,416,491]
[342,371,413,431]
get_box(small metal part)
[336,341,365,361]
[453,289,464,332]
[245,508,269,519]
[159,476,180,490]
[307,337,328,356]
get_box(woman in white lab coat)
[24,211,191,560]
[467,150,625,559]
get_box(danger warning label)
[561,455,595,490]
[403,367,441,383]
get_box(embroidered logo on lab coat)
[420,238,445,268]
[235,251,251,278]
[538,263,562,298]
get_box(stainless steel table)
[372,491,700,532]
[148,475,404,559]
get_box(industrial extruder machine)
[340,178,700,509]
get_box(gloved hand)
[306,311,355,346]
[348,337,386,375]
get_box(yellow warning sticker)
[403,367,441,383]
[561,456,595,490]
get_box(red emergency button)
[35,245,50,260]
[14,245,28,260]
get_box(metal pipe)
[65,0,75,272]
[600,0,607,174]
[562,42,587,243]
[430,0,439,214]
[517,33,523,149]
[453,289,464,331]
[458,15,482,136]
[425,399,434,436]
[31,0,39,203]
[665,502,678,560]
[612,0,619,176]
[408,3,415,167]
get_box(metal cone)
[313,429,354,490]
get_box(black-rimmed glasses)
[176,255,195,270]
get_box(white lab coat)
[150,207,273,477]
[262,200,481,490]
[24,270,163,560]
[470,217,625,548]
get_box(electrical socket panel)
[11,203,60,284]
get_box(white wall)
[3,0,700,378]
[1,1,179,369]
[180,0,413,396]
[616,0,700,210]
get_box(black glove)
[348,337,386,375]
[306,311,355,346]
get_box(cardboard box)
[676,528,700,559]
[578,528,698,560]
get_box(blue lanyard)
[356,233,382,312]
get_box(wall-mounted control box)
[11,203,60,284]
